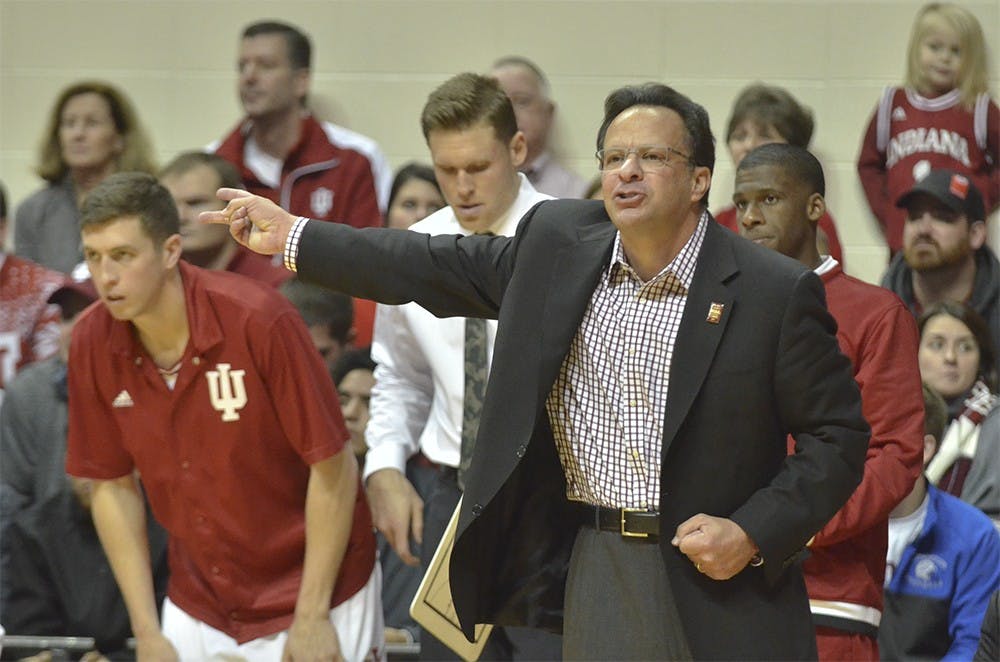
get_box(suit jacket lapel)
[660,222,739,458]
[537,222,616,395]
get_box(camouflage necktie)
[457,316,488,491]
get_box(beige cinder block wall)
[1,0,997,284]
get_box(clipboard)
[409,497,493,661]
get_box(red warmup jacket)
[215,114,384,229]
[792,263,924,655]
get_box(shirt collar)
[457,173,537,237]
[107,261,224,360]
[813,255,839,276]
[607,210,709,289]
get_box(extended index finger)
[216,187,254,202]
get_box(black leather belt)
[583,505,660,539]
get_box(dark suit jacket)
[297,199,869,660]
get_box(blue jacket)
[880,484,1000,661]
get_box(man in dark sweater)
[881,170,1000,378]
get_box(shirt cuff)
[361,441,410,482]
[283,216,310,272]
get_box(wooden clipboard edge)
[409,497,493,661]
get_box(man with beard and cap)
[881,169,1000,377]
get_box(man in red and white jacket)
[735,143,925,661]
[212,20,391,229]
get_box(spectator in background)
[331,348,431,646]
[858,2,998,256]
[160,151,290,288]
[0,274,169,659]
[213,20,391,226]
[385,163,445,230]
[917,300,1000,522]
[882,170,1000,378]
[881,384,1000,661]
[718,83,844,264]
[0,180,62,405]
[280,277,356,372]
[14,81,156,273]
[491,56,587,198]
[734,143,924,660]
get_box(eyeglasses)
[596,145,693,171]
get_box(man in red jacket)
[212,20,391,228]
[734,142,925,660]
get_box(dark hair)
[596,83,715,203]
[725,83,814,147]
[922,383,949,442]
[918,300,998,391]
[279,278,354,344]
[79,172,179,246]
[420,73,518,143]
[738,143,826,197]
[0,179,7,220]
[242,20,311,70]
[37,81,156,184]
[159,151,243,190]
[387,162,441,221]
[331,347,376,387]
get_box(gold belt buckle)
[620,508,648,538]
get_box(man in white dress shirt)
[363,73,558,660]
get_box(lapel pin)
[706,302,724,324]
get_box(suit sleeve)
[811,300,924,547]
[729,271,869,582]
[363,302,433,478]
[296,212,523,320]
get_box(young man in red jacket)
[734,142,925,660]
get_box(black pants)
[419,468,563,661]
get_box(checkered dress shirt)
[546,213,708,510]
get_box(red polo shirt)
[66,262,374,643]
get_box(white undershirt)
[886,491,929,585]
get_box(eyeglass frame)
[595,145,694,172]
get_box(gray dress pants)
[563,528,692,661]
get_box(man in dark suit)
[205,81,869,660]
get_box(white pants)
[162,565,385,661]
